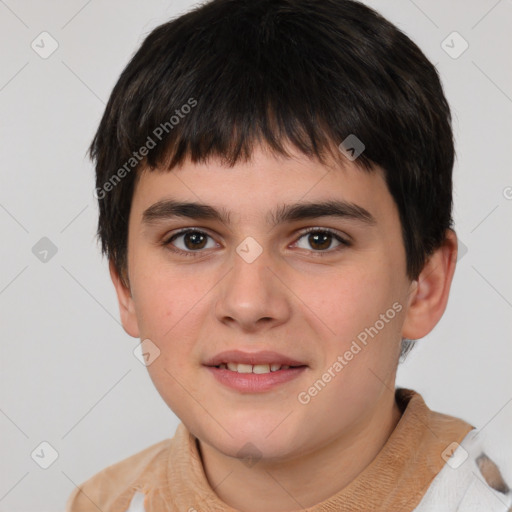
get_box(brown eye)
[307,232,332,250]
[182,231,208,250]
[294,229,349,253]
[164,229,216,254]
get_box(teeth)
[253,364,270,374]
[221,363,291,373]
[236,363,252,374]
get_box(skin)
[110,142,458,511]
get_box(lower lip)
[205,366,307,392]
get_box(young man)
[66,0,511,510]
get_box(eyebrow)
[142,199,376,227]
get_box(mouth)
[203,349,308,370]
[213,362,306,373]
[203,350,308,392]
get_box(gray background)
[1,0,511,510]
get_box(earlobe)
[401,229,458,341]
[109,260,140,338]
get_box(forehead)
[130,145,395,227]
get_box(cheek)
[129,262,210,386]
[298,264,399,341]
[130,256,205,339]
[133,269,208,412]
[296,262,405,393]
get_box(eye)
[162,227,350,258]
[293,228,350,253]
[163,229,217,256]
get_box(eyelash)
[161,227,351,258]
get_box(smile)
[216,363,295,373]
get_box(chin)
[195,419,302,461]
[217,436,299,464]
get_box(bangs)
[141,101,373,175]
[90,0,454,287]
[97,1,390,177]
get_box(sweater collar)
[154,387,474,511]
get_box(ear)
[109,259,140,338]
[402,229,458,340]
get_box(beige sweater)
[65,388,509,511]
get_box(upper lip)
[204,350,307,367]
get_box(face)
[115,143,416,462]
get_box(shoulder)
[65,438,172,512]
[413,428,512,512]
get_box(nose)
[215,244,292,333]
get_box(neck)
[197,390,402,512]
